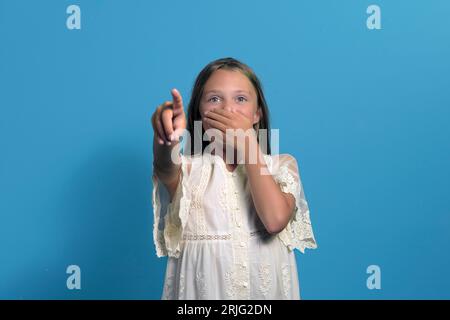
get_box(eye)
[236,96,247,103]
[208,96,221,103]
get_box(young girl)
[151,57,317,300]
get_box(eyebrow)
[204,90,251,95]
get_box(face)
[199,69,261,131]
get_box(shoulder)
[264,153,298,167]
[275,153,297,162]
[262,154,302,181]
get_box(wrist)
[239,130,259,164]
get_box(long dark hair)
[185,57,271,155]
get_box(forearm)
[244,139,295,234]
[153,134,181,196]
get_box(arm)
[204,108,295,234]
[244,137,296,235]
[152,135,181,201]
[151,89,186,201]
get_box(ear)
[253,108,261,125]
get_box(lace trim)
[218,182,228,214]
[162,274,175,300]
[153,155,192,258]
[281,264,291,299]
[181,229,268,241]
[190,159,211,234]
[259,263,272,298]
[182,234,231,241]
[196,272,207,300]
[152,175,168,257]
[224,270,236,299]
[178,272,185,298]
[223,157,251,300]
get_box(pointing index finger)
[171,88,184,114]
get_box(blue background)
[1,0,449,299]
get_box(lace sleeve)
[269,154,318,254]
[152,155,192,258]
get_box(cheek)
[241,105,258,121]
[199,104,211,130]
[200,104,214,118]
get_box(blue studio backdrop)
[1,0,449,299]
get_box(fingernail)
[166,141,171,146]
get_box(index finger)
[171,88,184,114]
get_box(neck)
[210,147,238,166]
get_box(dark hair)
[185,57,271,155]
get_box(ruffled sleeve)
[266,154,318,253]
[152,155,192,258]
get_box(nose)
[221,99,234,112]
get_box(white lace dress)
[152,153,317,300]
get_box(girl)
[151,57,317,299]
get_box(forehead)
[203,69,255,94]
